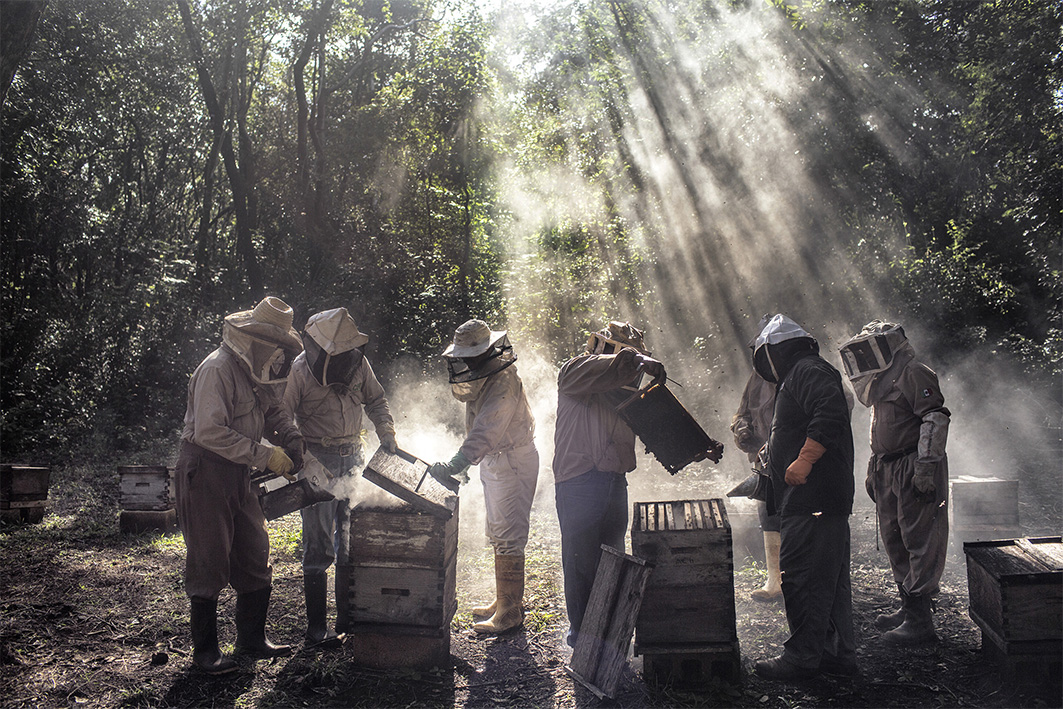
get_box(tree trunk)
[0,0,46,111]
[176,0,263,295]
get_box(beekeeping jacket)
[552,348,644,484]
[752,317,854,519]
[180,345,302,471]
[455,363,535,464]
[283,353,395,447]
[731,370,776,463]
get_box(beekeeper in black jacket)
[751,314,857,681]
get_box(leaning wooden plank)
[565,545,653,699]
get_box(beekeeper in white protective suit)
[429,319,538,634]
[283,307,397,649]
[840,321,950,645]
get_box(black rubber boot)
[881,593,938,645]
[875,586,908,630]
[304,572,344,650]
[189,598,237,675]
[233,587,293,658]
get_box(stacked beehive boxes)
[631,498,739,685]
[118,465,177,533]
[337,499,458,669]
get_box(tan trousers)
[479,442,539,555]
[175,441,273,600]
[870,452,949,597]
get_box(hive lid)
[362,447,458,519]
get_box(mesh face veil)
[223,323,294,384]
[304,334,364,387]
[839,321,908,379]
[445,337,516,384]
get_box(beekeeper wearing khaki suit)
[429,320,538,634]
[283,307,397,649]
[840,321,950,646]
[175,296,305,675]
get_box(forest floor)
[0,460,1059,709]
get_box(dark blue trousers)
[554,470,628,646]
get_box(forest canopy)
[1,0,1060,462]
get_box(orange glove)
[785,438,826,486]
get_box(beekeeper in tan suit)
[174,296,305,675]
[840,320,950,645]
[283,307,397,649]
[552,321,665,647]
[429,320,538,634]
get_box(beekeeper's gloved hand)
[912,461,936,501]
[267,446,297,482]
[429,451,472,489]
[785,437,826,486]
[634,354,666,383]
[285,440,305,475]
[378,431,398,454]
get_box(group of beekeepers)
[175,298,949,683]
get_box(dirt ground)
[0,462,1059,709]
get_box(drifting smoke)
[472,0,1060,534]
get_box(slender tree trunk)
[176,0,263,295]
[0,0,46,111]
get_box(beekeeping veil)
[443,319,515,394]
[223,296,304,385]
[303,308,369,388]
[586,321,650,356]
[839,320,913,406]
[752,314,817,384]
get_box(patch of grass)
[267,517,304,559]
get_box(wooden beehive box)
[631,499,736,648]
[965,537,1062,657]
[337,499,458,632]
[118,466,174,511]
[951,475,1021,543]
[0,465,50,524]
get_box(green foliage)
[2,0,1059,465]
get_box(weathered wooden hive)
[631,498,739,685]
[951,475,1021,544]
[0,465,51,524]
[337,447,458,669]
[964,536,1062,690]
[118,465,177,533]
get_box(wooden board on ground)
[565,545,653,699]
[361,447,457,519]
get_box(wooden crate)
[0,465,50,523]
[566,545,653,700]
[347,624,450,670]
[951,476,1020,543]
[965,536,1062,687]
[631,499,736,647]
[337,500,458,633]
[118,465,174,512]
[641,640,741,686]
